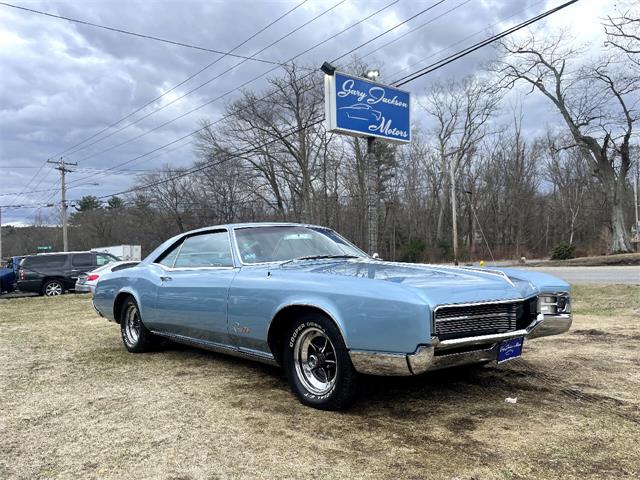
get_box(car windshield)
[234,226,367,264]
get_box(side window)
[72,253,93,267]
[26,255,66,269]
[96,254,114,266]
[112,263,137,272]
[157,244,181,268]
[174,231,233,268]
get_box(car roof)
[184,222,328,235]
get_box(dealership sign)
[324,71,411,143]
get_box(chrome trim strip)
[152,331,279,366]
[526,313,572,339]
[349,350,411,376]
[437,312,514,322]
[433,297,526,311]
[152,228,237,268]
[230,225,369,267]
[436,328,530,351]
[91,299,103,318]
[456,266,516,286]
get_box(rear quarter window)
[112,263,138,272]
[72,253,94,267]
[24,255,67,269]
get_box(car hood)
[281,259,537,305]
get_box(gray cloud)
[0,0,610,224]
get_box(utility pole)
[634,166,639,251]
[449,156,459,266]
[47,158,77,252]
[366,136,378,255]
[363,68,381,257]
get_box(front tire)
[42,279,64,296]
[284,313,358,410]
[120,297,156,353]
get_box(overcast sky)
[0,0,617,225]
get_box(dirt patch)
[1,286,639,479]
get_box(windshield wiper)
[281,255,359,266]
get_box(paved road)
[525,266,640,285]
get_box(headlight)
[538,293,570,315]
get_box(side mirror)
[372,253,381,260]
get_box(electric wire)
[63,0,346,160]
[50,0,310,158]
[392,0,579,86]
[0,1,285,64]
[63,0,446,187]
[17,0,576,213]
[5,0,311,207]
[77,0,578,203]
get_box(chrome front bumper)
[349,312,572,376]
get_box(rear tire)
[120,297,157,353]
[283,313,358,410]
[42,280,64,296]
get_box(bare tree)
[136,166,194,233]
[420,76,501,262]
[495,30,638,253]
[603,4,640,67]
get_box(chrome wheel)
[124,304,141,346]
[293,327,338,396]
[44,281,63,296]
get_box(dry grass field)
[1,285,639,479]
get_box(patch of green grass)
[572,284,640,316]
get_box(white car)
[75,261,139,294]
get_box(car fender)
[271,295,348,344]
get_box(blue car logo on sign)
[325,71,411,143]
[339,103,382,122]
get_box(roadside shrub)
[399,239,426,263]
[551,242,576,260]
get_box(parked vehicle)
[76,261,139,294]
[18,251,119,296]
[93,223,572,410]
[0,256,23,293]
[91,245,141,261]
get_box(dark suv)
[18,251,119,296]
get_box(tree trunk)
[609,183,632,253]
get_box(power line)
[386,0,547,81]
[48,0,310,159]
[66,0,348,163]
[63,0,445,186]
[0,1,284,65]
[392,0,580,86]
[79,0,578,205]
[93,116,326,200]
[357,0,473,62]
[7,0,312,207]
[18,0,435,201]
[17,0,461,204]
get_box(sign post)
[324,70,411,254]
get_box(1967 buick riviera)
[93,223,571,410]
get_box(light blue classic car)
[93,223,572,410]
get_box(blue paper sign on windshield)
[325,71,411,143]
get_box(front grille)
[434,301,522,340]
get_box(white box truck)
[91,245,142,261]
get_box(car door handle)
[160,276,172,282]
